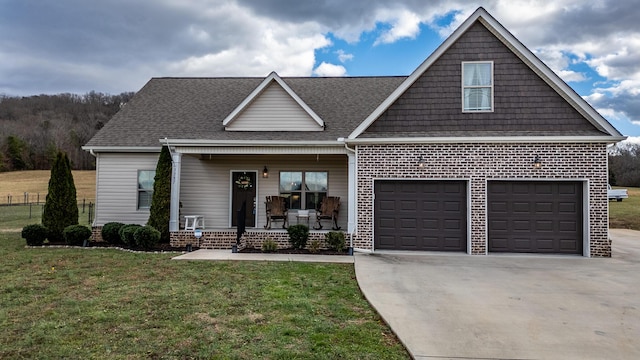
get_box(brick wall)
[355,142,609,257]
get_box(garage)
[374,180,467,251]
[488,181,583,254]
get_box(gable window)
[137,170,155,209]
[462,61,493,112]
[279,171,328,210]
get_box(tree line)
[0,91,134,171]
[609,142,640,187]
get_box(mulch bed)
[239,247,348,256]
[41,241,195,253]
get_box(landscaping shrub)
[63,225,92,246]
[148,146,172,243]
[261,238,278,253]
[101,222,125,244]
[287,224,309,249]
[21,224,48,246]
[308,239,321,253]
[119,224,142,246]
[42,152,78,242]
[325,231,346,252]
[134,225,161,250]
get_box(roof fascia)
[163,138,343,147]
[81,146,161,153]
[348,7,623,139]
[346,135,627,145]
[221,71,325,129]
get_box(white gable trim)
[348,7,623,139]
[222,71,324,129]
[346,135,626,145]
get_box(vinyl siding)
[225,82,323,132]
[94,153,159,226]
[179,154,348,229]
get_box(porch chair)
[313,196,341,230]
[264,195,289,229]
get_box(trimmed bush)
[21,224,48,246]
[42,152,78,242]
[261,238,278,253]
[63,225,92,246]
[325,231,346,252]
[287,224,309,249]
[134,225,161,250]
[119,224,142,246]
[308,239,321,254]
[148,146,172,243]
[101,222,125,244]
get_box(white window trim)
[279,171,329,210]
[137,170,155,210]
[461,61,494,113]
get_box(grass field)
[608,187,640,230]
[0,170,96,204]
[0,231,408,358]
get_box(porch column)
[169,151,182,231]
[347,152,356,233]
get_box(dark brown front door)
[231,171,256,227]
[374,180,467,251]
[488,181,583,254]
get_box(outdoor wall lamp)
[417,155,425,168]
[262,166,269,178]
[533,155,542,169]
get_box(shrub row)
[285,225,347,252]
[102,222,160,250]
[22,223,91,246]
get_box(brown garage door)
[488,181,583,254]
[374,180,467,251]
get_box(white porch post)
[347,152,356,233]
[169,151,182,231]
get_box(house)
[83,7,625,257]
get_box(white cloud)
[374,8,422,45]
[336,49,354,63]
[313,62,347,77]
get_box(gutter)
[345,136,627,145]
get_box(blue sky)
[1,1,639,138]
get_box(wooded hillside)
[0,91,134,171]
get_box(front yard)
[0,232,407,359]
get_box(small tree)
[42,152,78,242]
[148,146,172,243]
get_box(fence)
[0,198,94,226]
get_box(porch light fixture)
[262,166,269,178]
[533,155,542,169]
[417,155,425,168]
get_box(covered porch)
[166,142,356,250]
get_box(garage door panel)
[488,181,582,255]
[375,180,467,251]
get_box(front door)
[231,171,256,227]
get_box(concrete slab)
[355,229,640,360]
[172,249,354,264]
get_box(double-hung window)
[462,61,493,112]
[137,170,155,209]
[279,171,328,210]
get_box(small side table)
[296,210,310,226]
[184,215,205,231]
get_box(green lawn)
[609,187,640,230]
[0,232,408,359]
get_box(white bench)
[184,215,205,231]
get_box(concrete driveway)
[355,229,640,360]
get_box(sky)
[1,0,640,138]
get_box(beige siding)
[179,154,348,229]
[94,153,159,226]
[225,82,322,131]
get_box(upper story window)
[462,61,493,112]
[137,170,155,209]
[279,171,328,210]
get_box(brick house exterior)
[84,8,623,257]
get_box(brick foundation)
[356,142,610,257]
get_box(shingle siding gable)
[361,21,605,137]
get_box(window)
[279,171,328,210]
[137,170,155,209]
[462,62,493,112]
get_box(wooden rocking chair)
[264,196,288,229]
[314,196,341,230]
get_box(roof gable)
[349,7,623,139]
[223,72,324,132]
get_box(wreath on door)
[235,174,252,190]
